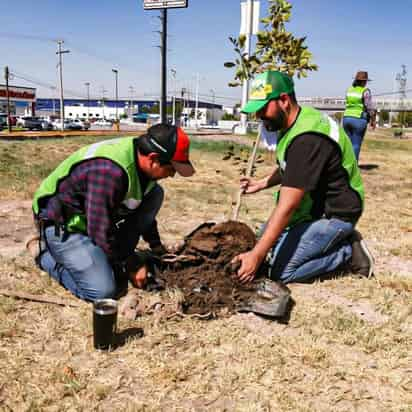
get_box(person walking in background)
[342,71,376,162]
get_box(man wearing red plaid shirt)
[28,124,195,302]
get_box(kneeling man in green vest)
[233,71,374,284]
[29,124,195,302]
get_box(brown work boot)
[25,234,40,260]
[349,230,375,278]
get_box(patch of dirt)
[0,200,33,257]
[158,220,288,316]
[290,283,389,324]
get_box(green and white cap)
[241,71,295,114]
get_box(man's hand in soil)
[128,264,149,289]
[232,250,265,283]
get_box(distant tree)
[380,110,389,124]
[395,111,412,127]
[222,112,240,121]
[140,105,151,113]
[224,0,318,86]
[150,104,160,114]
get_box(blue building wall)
[35,98,221,112]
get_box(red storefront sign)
[0,85,36,102]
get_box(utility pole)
[100,86,107,119]
[56,40,70,131]
[194,73,199,129]
[51,86,57,116]
[160,9,167,123]
[396,65,407,129]
[210,89,216,106]
[4,66,12,133]
[171,68,176,125]
[112,69,119,131]
[84,82,90,120]
[128,86,135,119]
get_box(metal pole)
[4,66,12,133]
[195,73,199,129]
[85,82,90,120]
[171,69,176,125]
[239,0,254,135]
[129,86,134,119]
[160,9,167,124]
[56,40,70,131]
[112,69,119,130]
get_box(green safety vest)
[275,106,364,228]
[344,86,366,118]
[32,137,156,233]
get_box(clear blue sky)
[1,0,411,105]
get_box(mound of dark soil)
[158,221,288,317]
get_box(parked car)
[72,118,90,130]
[93,118,113,127]
[16,116,43,130]
[40,119,54,130]
[52,119,82,131]
[0,114,17,127]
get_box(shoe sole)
[359,239,375,278]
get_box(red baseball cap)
[147,124,195,177]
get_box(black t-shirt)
[281,133,362,223]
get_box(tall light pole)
[4,66,12,133]
[194,72,200,129]
[128,86,135,119]
[160,9,167,124]
[171,68,176,125]
[51,86,57,116]
[84,82,90,120]
[56,40,70,131]
[100,86,107,120]
[112,69,119,130]
[210,89,216,106]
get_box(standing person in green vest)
[343,71,376,162]
[232,70,374,284]
[27,124,195,302]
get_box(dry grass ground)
[0,131,411,411]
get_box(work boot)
[25,234,40,260]
[349,230,375,278]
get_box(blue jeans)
[342,116,368,162]
[267,218,354,283]
[38,185,164,302]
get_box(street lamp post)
[112,69,119,131]
[128,86,134,120]
[85,82,90,121]
[210,89,216,126]
[170,69,177,125]
[100,86,107,120]
[56,40,70,131]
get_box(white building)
[64,104,128,120]
[181,107,224,127]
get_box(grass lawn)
[0,132,411,411]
